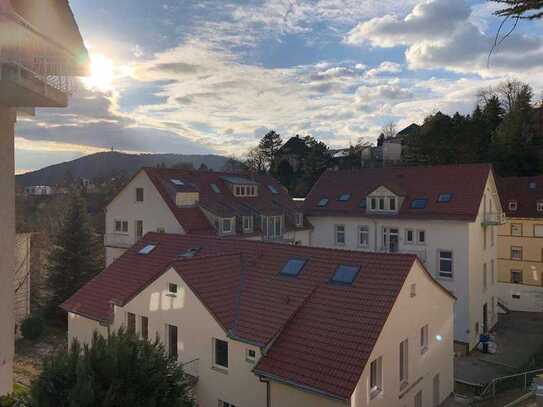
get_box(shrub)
[20,315,45,341]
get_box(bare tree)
[381,122,397,140]
[493,0,543,19]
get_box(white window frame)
[509,200,517,211]
[245,348,256,364]
[242,216,253,233]
[136,220,144,240]
[399,339,409,385]
[416,229,426,245]
[221,218,233,234]
[538,201,543,212]
[368,195,398,213]
[213,338,229,370]
[534,224,543,238]
[369,356,383,399]
[136,187,144,202]
[511,246,522,260]
[420,324,429,354]
[335,224,346,246]
[405,229,414,244]
[511,223,522,237]
[438,250,453,279]
[295,212,304,227]
[511,269,523,284]
[358,225,369,248]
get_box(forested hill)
[16,151,230,186]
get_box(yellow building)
[497,176,543,312]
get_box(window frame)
[358,225,369,248]
[511,223,523,237]
[167,324,178,360]
[369,356,383,399]
[242,216,254,233]
[534,224,543,238]
[420,325,429,354]
[140,316,148,340]
[511,246,523,261]
[126,312,136,335]
[222,218,233,234]
[438,250,453,279]
[417,229,426,245]
[399,339,409,385]
[511,270,523,284]
[335,224,346,246]
[295,212,304,227]
[508,200,517,211]
[136,187,144,202]
[213,338,229,370]
[405,229,414,244]
[245,349,257,364]
[538,201,543,212]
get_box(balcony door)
[382,227,399,253]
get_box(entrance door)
[483,303,488,333]
[382,228,399,253]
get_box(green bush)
[20,315,45,341]
[0,385,32,406]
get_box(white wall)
[497,283,543,312]
[105,171,185,266]
[67,312,108,346]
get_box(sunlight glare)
[82,53,115,92]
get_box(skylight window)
[317,198,329,207]
[529,182,537,190]
[331,265,360,285]
[338,193,351,202]
[171,179,184,186]
[138,244,156,255]
[410,198,428,209]
[210,183,221,193]
[268,185,279,194]
[437,193,453,203]
[280,259,307,277]
[359,199,367,209]
[177,247,201,258]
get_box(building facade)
[0,0,87,394]
[64,233,455,407]
[497,176,543,312]
[302,164,502,352]
[104,168,311,266]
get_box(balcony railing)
[0,9,76,94]
[104,233,135,249]
[182,358,199,385]
[482,212,506,226]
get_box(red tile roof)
[143,168,310,234]
[498,176,543,219]
[303,164,493,221]
[62,233,450,400]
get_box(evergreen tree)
[300,136,330,194]
[258,130,283,170]
[46,189,103,316]
[31,330,196,407]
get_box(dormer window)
[242,216,254,233]
[221,218,233,234]
[367,195,398,213]
[234,185,257,197]
[509,200,517,211]
[538,201,543,212]
[295,212,304,227]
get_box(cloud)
[345,0,543,75]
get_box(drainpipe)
[259,377,271,407]
[372,218,379,251]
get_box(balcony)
[104,233,135,249]
[482,212,506,226]
[181,358,199,386]
[0,9,78,107]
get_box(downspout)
[258,377,271,407]
[372,218,378,251]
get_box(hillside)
[16,151,230,186]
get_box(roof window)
[138,244,156,255]
[509,200,518,211]
[171,179,184,186]
[177,247,201,258]
[529,182,537,190]
[280,259,307,277]
[437,193,453,203]
[359,199,367,209]
[410,198,428,209]
[317,198,329,207]
[210,183,221,193]
[338,193,351,202]
[268,185,279,194]
[331,265,360,285]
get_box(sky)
[14,0,543,173]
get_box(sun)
[82,53,115,92]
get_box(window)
[359,226,369,247]
[170,179,184,186]
[415,390,423,407]
[538,201,543,212]
[136,188,144,202]
[246,349,256,363]
[379,198,385,210]
[406,229,414,244]
[332,265,360,284]
[359,199,367,209]
[511,246,523,260]
[280,259,307,277]
[437,193,453,203]
[115,220,129,233]
[136,220,144,240]
[511,270,523,284]
[168,283,178,295]
[399,339,409,384]
[126,312,136,334]
[335,225,346,246]
[222,218,233,234]
[370,198,377,210]
[529,181,537,190]
[178,247,201,258]
[535,225,543,237]
[511,223,522,237]
[267,185,279,194]
[167,325,178,359]
[210,183,221,193]
[410,198,428,209]
[156,227,165,233]
[141,316,148,340]
[389,197,396,211]
[234,185,257,197]
[317,198,329,207]
[483,263,487,291]
[218,401,236,407]
[338,193,351,202]
[438,250,453,278]
[410,283,416,298]
[491,260,495,285]
[138,244,156,255]
[417,230,426,244]
[242,216,253,233]
[420,325,429,354]
[369,357,383,398]
[509,200,517,211]
[263,216,282,240]
[295,213,304,227]
[213,338,228,369]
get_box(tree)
[381,122,397,139]
[46,189,103,317]
[300,136,330,194]
[493,0,543,19]
[31,330,196,407]
[244,147,267,174]
[258,130,283,170]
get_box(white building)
[104,167,311,266]
[302,164,503,352]
[63,233,455,407]
[24,185,53,196]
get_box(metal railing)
[482,212,506,226]
[0,10,76,94]
[480,368,543,400]
[182,358,199,379]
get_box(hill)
[16,151,230,186]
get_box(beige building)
[302,164,503,352]
[497,176,543,312]
[0,0,87,394]
[104,167,311,266]
[63,233,455,407]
